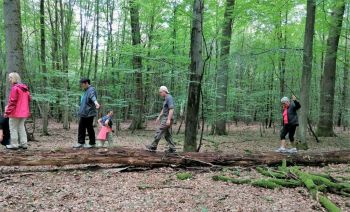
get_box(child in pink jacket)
[96,110,114,147]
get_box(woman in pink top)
[4,72,31,150]
[276,95,301,153]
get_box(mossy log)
[214,163,346,212]
[0,148,349,167]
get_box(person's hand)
[292,95,297,101]
[166,119,171,127]
[3,114,7,118]
[156,116,160,124]
[95,102,100,109]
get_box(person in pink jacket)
[4,72,31,150]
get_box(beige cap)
[159,86,169,94]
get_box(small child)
[97,110,114,147]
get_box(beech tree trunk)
[299,0,316,144]
[60,0,74,130]
[215,0,236,135]
[40,0,49,135]
[184,0,204,152]
[341,7,349,129]
[3,0,25,76]
[317,1,346,137]
[128,0,144,130]
[93,0,100,82]
[0,148,349,167]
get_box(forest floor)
[0,120,349,211]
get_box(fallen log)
[0,148,349,167]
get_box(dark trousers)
[78,117,96,145]
[280,124,297,142]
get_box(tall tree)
[298,0,316,145]
[214,0,236,135]
[317,1,346,137]
[129,0,144,130]
[60,0,74,129]
[277,8,288,98]
[40,0,49,135]
[93,0,100,82]
[184,0,204,152]
[341,7,349,129]
[3,0,25,77]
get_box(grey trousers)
[9,118,27,147]
[150,118,175,150]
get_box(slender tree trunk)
[171,3,177,92]
[79,1,90,76]
[317,1,346,137]
[60,0,73,130]
[94,0,100,82]
[3,0,25,77]
[214,0,236,135]
[40,0,49,135]
[87,17,95,79]
[277,10,288,98]
[299,0,316,145]
[184,0,204,152]
[128,0,144,130]
[341,6,349,130]
[144,6,155,116]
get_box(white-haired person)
[146,86,176,153]
[4,72,31,150]
[276,95,301,153]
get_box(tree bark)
[0,148,349,167]
[299,0,316,144]
[3,0,25,76]
[184,0,204,152]
[340,6,349,130]
[40,0,49,136]
[214,0,236,135]
[60,0,74,130]
[317,1,346,137]
[128,0,144,130]
[93,0,100,82]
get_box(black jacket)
[283,100,301,126]
[78,86,98,118]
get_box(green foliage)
[0,0,348,133]
[176,172,193,180]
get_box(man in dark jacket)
[0,114,10,146]
[276,95,301,153]
[73,78,100,148]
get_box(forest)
[0,0,349,211]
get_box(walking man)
[73,78,100,148]
[146,86,176,153]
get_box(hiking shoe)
[19,145,28,150]
[145,144,156,152]
[73,143,84,148]
[275,147,287,153]
[6,144,19,150]
[84,144,95,148]
[287,148,298,153]
[165,149,176,154]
